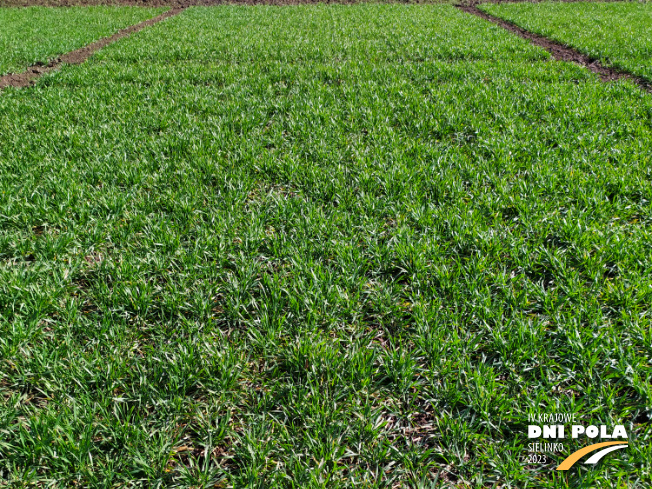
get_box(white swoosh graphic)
[584,444,628,464]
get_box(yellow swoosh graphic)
[556,441,628,470]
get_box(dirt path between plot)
[458,5,652,92]
[0,8,184,89]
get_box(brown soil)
[0,8,184,89]
[457,5,652,92]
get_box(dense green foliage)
[482,1,652,82]
[0,6,166,75]
[0,5,651,487]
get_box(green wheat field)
[0,3,650,487]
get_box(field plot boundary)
[458,4,652,92]
[0,8,184,89]
[456,5,652,93]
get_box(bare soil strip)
[0,8,184,89]
[458,5,652,92]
